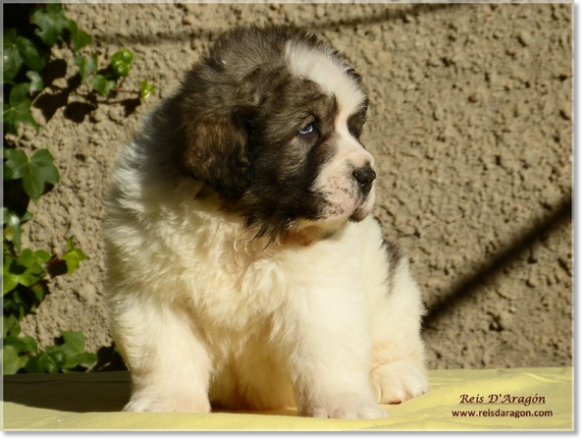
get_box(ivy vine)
[3,2,137,374]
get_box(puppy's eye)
[299,122,315,136]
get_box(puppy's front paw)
[302,396,389,420]
[372,359,429,404]
[124,394,211,413]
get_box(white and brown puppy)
[104,25,428,419]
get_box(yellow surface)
[2,367,573,431]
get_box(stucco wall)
[19,2,573,369]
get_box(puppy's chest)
[179,235,292,323]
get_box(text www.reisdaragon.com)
[451,409,554,419]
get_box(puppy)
[104,25,428,419]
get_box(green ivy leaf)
[3,288,28,319]
[67,20,93,53]
[3,29,23,83]
[30,281,49,304]
[46,347,67,366]
[51,331,98,371]
[31,5,70,47]
[46,3,65,14]
[111,48,134,65]
[16,262,45,287]
[2,345,29,375]
[26,71,44,93]
[3,148,28,180]
[63,237,86,274]
[139,79,156,101]
[73,53,98,81]
[92,74,117,97]
[110,48,134,78]
[3,226,16,243]
[16,36,45,71]
[9,83,31,105]
[4,334,38,355]
[20,248,52,266]
[3,28,17,47]
[3,255,19,294]
[3,149,59,201]
[3,46,22,84]
[26,149,60,199]
[63,352,98,371]
[21,210,34,223]
[2,208,33,229]
[3,208,26,251]
[24,352,60,374]
[61,330,86,353]
[111,61,130,78]
[2,315,20,339]
[3,98,39,135]
[4,248,50,291]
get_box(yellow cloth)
[2,367,573,431]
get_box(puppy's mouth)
[349,191,375,222]
[349,206,368,222]
[313,161,377,225]
[283,186,374,245]
[319,182,375,224]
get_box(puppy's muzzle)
[353,165,376,196]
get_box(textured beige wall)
[19,2,573,369]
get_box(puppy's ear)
[177,114,253,198]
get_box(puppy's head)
[170,25,375,240]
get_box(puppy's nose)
[353,166,376,195]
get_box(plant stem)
[115,76,127,93]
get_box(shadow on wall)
[423,197,572,330]
[32,59,142,125]
[91,3,462,45]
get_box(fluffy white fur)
[104,32,428,420]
